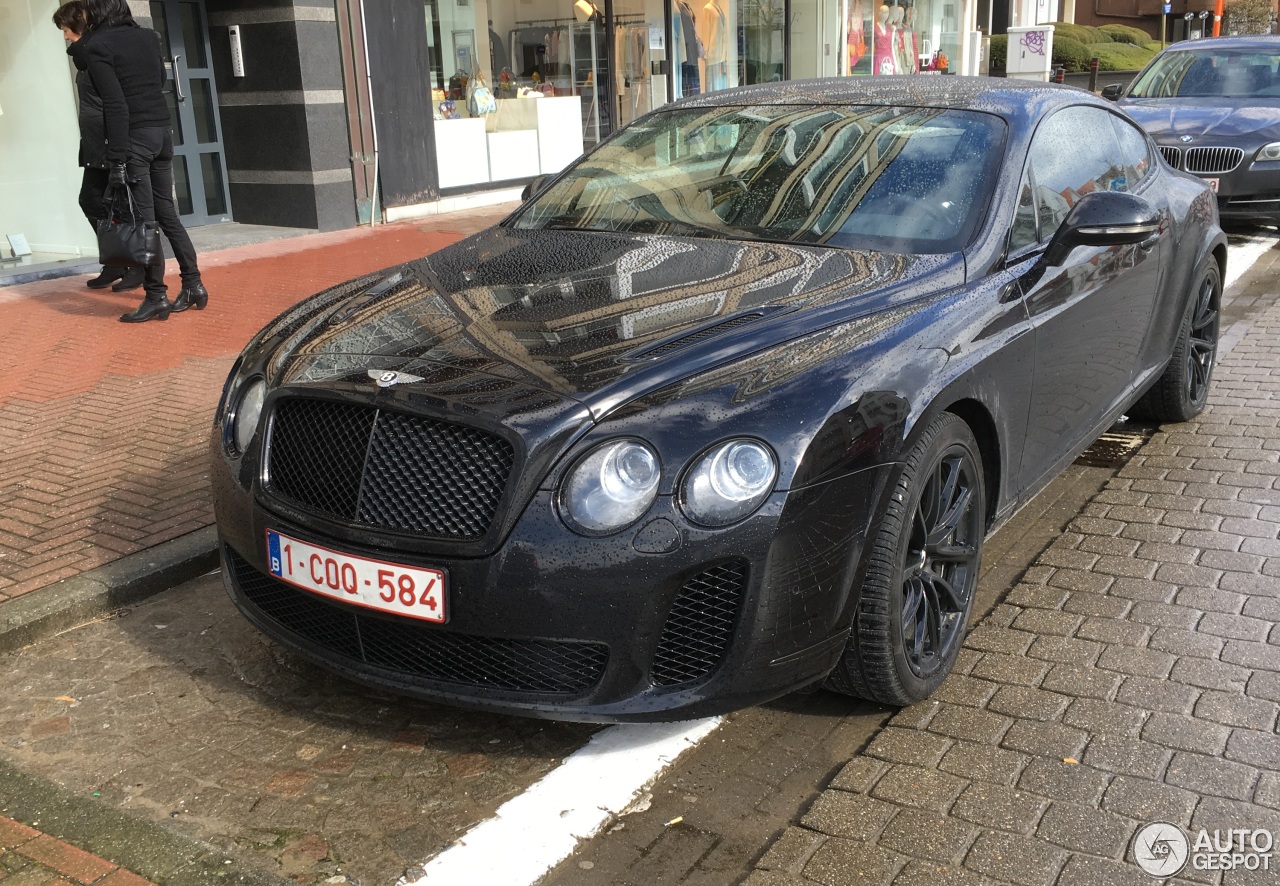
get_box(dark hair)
[84,0,137,30]
[52,0,88,34]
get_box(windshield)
[1128,48,1280,98]
[510,104,1007,254]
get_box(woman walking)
[84,0,208,321]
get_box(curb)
[0,526,219,655]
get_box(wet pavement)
[0,218,1278,885]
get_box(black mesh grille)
[629,314,764,361]
[267,397,514,540]
[651,561,747,686]
[226,548,607,695]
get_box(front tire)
[1130,262,1220,423]
[826,412,985,705]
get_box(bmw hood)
[259,225,958,420]
[1121,97,1280,142]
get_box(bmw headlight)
[1258,142,1280,162]
[231,378,266,455]
[681,439,777,527]
[561,439,661,535]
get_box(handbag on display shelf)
[468,72,498,115]
[95,183,160,268]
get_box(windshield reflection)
[1130,49,1280,98]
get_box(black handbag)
[95,184,161,268]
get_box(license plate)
[265,530,446,623]
[1204,177,1219,192]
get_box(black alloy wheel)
[826,412,985,705]
[1130,262,1221,423]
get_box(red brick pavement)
[0,207,511,602]
[0,815,155,886]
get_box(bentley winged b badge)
[368,369,425,388]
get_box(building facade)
[2,0,982,275]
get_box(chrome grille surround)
[1184,146,1244,175]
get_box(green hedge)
[1053,36,1092,72]
[1051,22,1112,45]
[989,26,1157,74]
[1086,40,1159,70]
[989,33,1007,69]
[1098,23,1153,45]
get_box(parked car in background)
[1105,35,1280,226]
[213,78,1225,722]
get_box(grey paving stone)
[951,782,1048,834]
[1191,796,1280,837]
[1218,516,1280,538]
[1120,523,1183,544]
[802,837,901,885]
[1149,628,1226,660]
[1159,512,1221,533]
[1128,602,1205,630]
[931,674,1000,709]
[1107,576,1179,604]
[970,654,1052,688]
[890,701,941,730]
[1095,555,1161,579]
[987,685,1072,723]
[756,826,827,873]
[1246,671,1280,704]
[1016,757,1110,805]
[1220,640,1280,672]
[1037,547,1100,571]
[1041,664,1123,701]
[869,765,968,813]
[1141,712,1231,755]
[963,829,1066,886]
[1256,772,1280,812]
[965,626,1037,656]
[1165,751,1261,802]
[1242,595,1280,621]
[1156,562,1225,586]
[877,809,976,865]
[1219,571,1280,596]
[1078,534,1142,557]
[1047,569,1114,594]
[938,740,1029,787]
[1003,585,1070,611]
[1001,719,1089,759]
[1171,658,1252,694]
[1026,636,1104,666]
[1181,529,1245,552]
[1224,728,1280,769]
[1056,853,1160,886]
[1101,774,1198,825]
[863,728,953,768]
[1097,645,1177,679]
[1063,698,1148,737]
[1194,691,1279,731]
[1076,618,1151,648]
[1083,734,1173,780]
[927,705,1013,745]
[799,791,897,840]
[1198,549,1268,575]
[1062,592,1132,619]
[1012,609,1086,638]
[891,859,991,886]
[829,758,889,795]
[1198,612,1274,642]
[1036,801,1135,857]
[1070,516,1127,535]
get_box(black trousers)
[78,167,109,228]
[122,127,202,296]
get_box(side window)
[1025,107,1127,242]
[1110,115,1152,191]
[1009,174,1038,254]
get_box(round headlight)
[232,378,266,454]
[561,440,661,535]
[681,439,777,527]
[1258,142,1280,162]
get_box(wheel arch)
[943,398,1002,532]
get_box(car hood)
[1120,97,1280,142]
[264,225,959,424]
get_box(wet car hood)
[266,225,959,422]
[1120,97,1280,142]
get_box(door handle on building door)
[172,54,185,102]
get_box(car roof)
[671,75,1111,123]
[1159,35,1280,53]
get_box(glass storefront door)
[149,0,232,225]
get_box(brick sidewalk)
[0,206,512,602]
[746,248,1280,885]
[1,815,153,886]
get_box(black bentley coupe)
[212,77,1226,721]
[1107,35,1280,225]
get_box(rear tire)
[1129,262,1220,423]
[826,412,985,705]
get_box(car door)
[1012,105,1168,494]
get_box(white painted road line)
[409,717,724,886]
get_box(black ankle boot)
[119,293,173,323]
[86,267,125,289]
[171,282,209,313]
[112,268,145,292]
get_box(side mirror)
[521,174,549,202]
[1044,190,1160,266]
[1100,83,1124,101]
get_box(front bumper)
[213,448,891,722]
[1158,143,1280,223]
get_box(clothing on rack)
[698,0,729,91]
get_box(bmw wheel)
[827,412,985,705]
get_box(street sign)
[1163,3,1171,12]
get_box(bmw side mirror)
[1100,83,1124,101]
[1044,191,1161,266]
[521,174,549,202]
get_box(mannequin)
[895,3,919,74]
[846,0,867,73]
[698,0,729,91]
[873,4,896,75]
